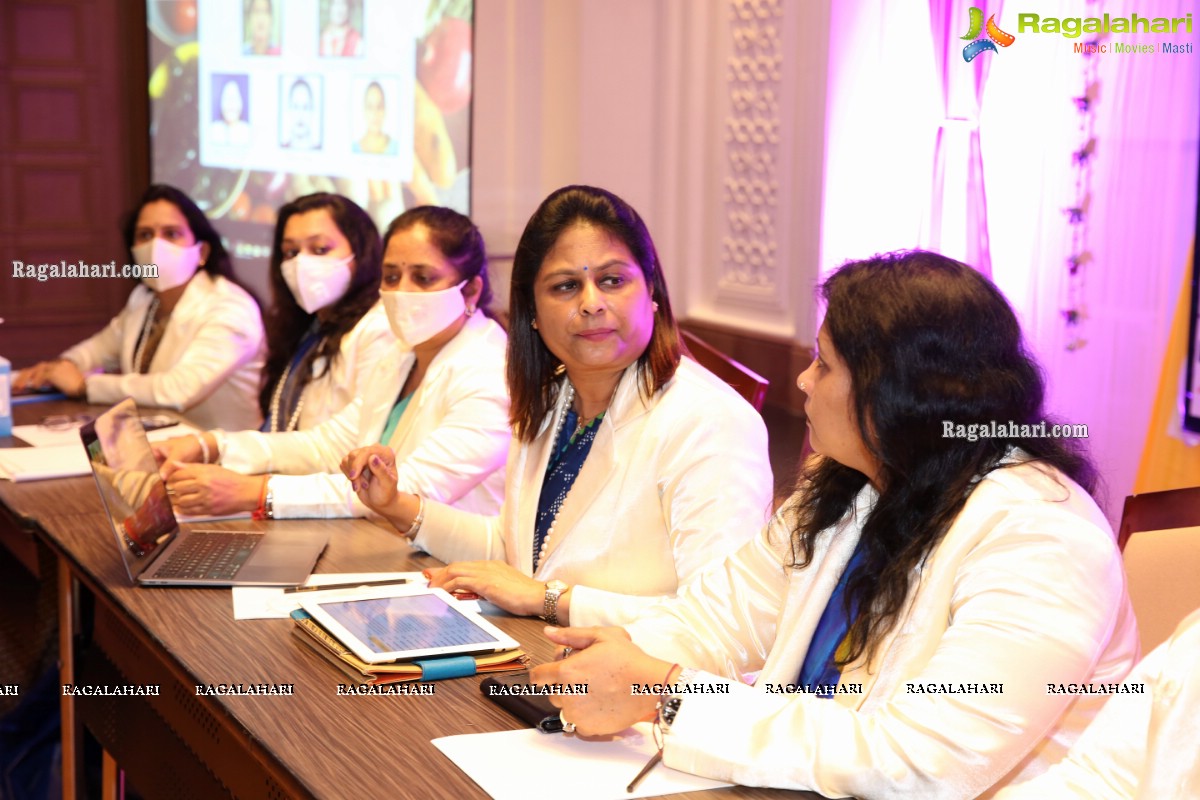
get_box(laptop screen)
[80,398,179,581]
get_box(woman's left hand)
[161,462,265,516]
[427,561,548,617]
[45,360,87,397]
[529,626,670,736]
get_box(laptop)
[80,398,329,587]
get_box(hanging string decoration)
[1062,2,1102,352]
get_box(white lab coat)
[62,272,264,430]
[220,313,510,519]
[995,607,1200,800]
[414,357,775,627]
[624,458,1140,799]
[273,302,393,431]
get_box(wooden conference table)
[0,400,814,800]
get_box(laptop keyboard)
[154,533,263,580]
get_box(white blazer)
[276,301,393,431]
[625,458,1140,799]
[415,357,775,627]
[219,313,510,519]
[995,607,1200,800]
[62,272,264,430]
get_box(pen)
[283,578,410,594]
[627,749,662,792]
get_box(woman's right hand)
[13,359,85,396]
[12,361,56,393]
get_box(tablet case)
[290,609,527,684]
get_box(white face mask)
[381,280,468,347]
[280,253,354,314]
[132,238,203,292]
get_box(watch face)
[546,580,568,594]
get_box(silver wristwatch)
[542,580,569,625]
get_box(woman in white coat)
[161,206,509,520]
[14,184,265,430]
[532,250,1139,799]
[342,185,773,628]
[995,607,1200,799]
[153,192,392,507]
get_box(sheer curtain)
[924,0,1003,276]
[982,0,1199,520]
[823,0,1200,521]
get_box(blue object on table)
[413,655,477,681]
[0,356,10,435]
[11,392,69,406]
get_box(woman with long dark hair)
[256,191,388,433]
[162,206,510,521]
[342,185,773,627]
[532,250,1138,799]
[14,184,265,430]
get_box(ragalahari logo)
[961,7,1016,62]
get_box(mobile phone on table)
[480,673,564,733]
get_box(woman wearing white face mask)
[160,206,510,521]
[14,184,265,430]
[153,193,393,514]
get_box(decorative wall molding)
[720,0,783,296]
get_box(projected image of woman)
[210,76,251,147]
[319,0,363,57]
[281,77,321,150]
[353,81,397,156]
[243,0,280,56]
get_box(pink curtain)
[924,0,1001,277]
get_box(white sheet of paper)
[432,723,731,800]
[0,444,89,481]
[233,572,436,620]
[1,422,200,481]
[11,421,196,449]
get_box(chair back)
[1123,525,1200,654]
[1118,486,1200,550]
[680,330,769,411]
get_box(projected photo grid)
[147,0,472,273]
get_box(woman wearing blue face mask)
[160,206,510,521]
[153,192,393,512]
[14,184,266,430]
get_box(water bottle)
[0,355,12,436]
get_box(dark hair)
[786,250,1098,667]
[259,192,382,419]
[506,186,682,441]
[289,78,312,103]
[382,205,492,311]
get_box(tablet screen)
[315,593,500,655]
